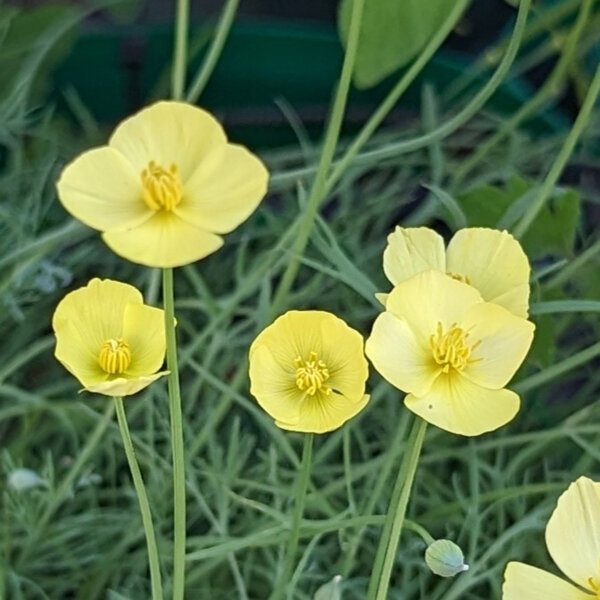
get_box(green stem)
[514,60,600,237]
[270,0,365,314]
[544,237,600,291]
[186,0,240,103]
[163,267,186,600]
[172,0,190,100]
[113,397,164,600]
[269,433,314,600]
[367,417,427,600]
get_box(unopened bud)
[425,539,469,578]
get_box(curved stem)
[270,0,365,314]
[163,267,186,600]
[186,0,240,103]
[113,397,164,600]
[514,59,600,238]
[172,0,190,100]
[367,417,427,600]
[269,433,314,600]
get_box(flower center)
[141,161,182,211]
[430,322,479,373]
[446,271,471,285]
[98,338,132,375]
[294,351,331,396]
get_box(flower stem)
[163,267,186,600]
[172,0,190,100]
[269,433,314,600]
[367,417,427,600]
[113,396,164,600]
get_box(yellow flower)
[503,477,600,600]
[378,227,530,318]
[248,311,370,434]
[365,270,534,436]
[57,101,269,268]
[53,278,168,396]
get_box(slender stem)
[270,0,365,314]
[186,0,240,103]
[172,0,190,100]
[113,397,164,600]
[163,267,186,600]
[367,417,427,600]
[269,433,314,600]
[545,237,600,291]
[514,60,600,238]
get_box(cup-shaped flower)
[504,477,600,599]
[366,270,535,436]
[57,101,269,268]
[53,278,167,396]
[379,226,530,317]
[248,311,370,433]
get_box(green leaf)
[338,0,466,89]
[457,175,581,258]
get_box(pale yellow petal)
[122,304,166,377]
[404,373,520,436]
[175,144,268,234]
[461,302,535,389]
[545,477,600,591]
[365,312,438,397]
[54,320,108,388]
[109,101,227,181]
[383,226,446,286]
[386,270,482,342]
[503,562,591,600]
[52,278,143,354]
[57,147,152,232]
[85,371,168,397]
[317,312,368,402]
[102,211,223,268]
[374,292,388,307]
[277,393,370,434]
[446,228,530,318]
[248,345,303,424]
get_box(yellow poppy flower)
[53,278,168,396]
[503,477,600,599]
[57,101,269,267]
[248,311,370,434]
[378,227,530,318]
[366,270,534,436]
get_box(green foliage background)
[1,0,599,598]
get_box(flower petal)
[175,144,268,234]
[122,303,166,377]
[461,302,535,389]
[53,278,143,354]
[57,147,152,232]
[386,270,482,343]
[503,562,591,600]
[318,312,368,402]
[383,226,446,286]
[446,228,530,318]
[404,373,520,436]
[109,101,227,181]
[85,372,168,397]
[545,477,600,591]
[102,211,223,268]
[277,393,370,434]
[365,312,438,397]
[248,345,302,424]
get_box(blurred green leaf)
[338,0,468,89]
[457,175,581,258]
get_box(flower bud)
[314,575,342,600]
[425,539,469,578]
[8,468,46,491]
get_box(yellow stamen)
[294,351,331,396]
[141,161,182,211]
[98,338,132,375]
[588,576,600,598]
[430,322,480,373]
[446,271,471,285]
